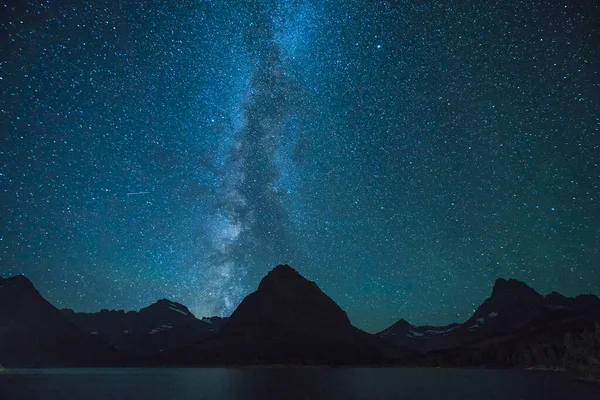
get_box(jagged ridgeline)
[1,266,599,374]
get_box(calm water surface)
[1,368,598,400]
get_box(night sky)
[1,0,599,333]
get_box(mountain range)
[0,275,125,367]
[1,265,599,375]
[377,278,600,354]
[61,300,227,355]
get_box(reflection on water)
[0,368,598,400]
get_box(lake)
[1,368,598,400]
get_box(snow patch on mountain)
[423,326,458,335]
[149,324,173,334]
[168,306,189,316]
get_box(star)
[0,0,598,333]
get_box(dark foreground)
[1,368,599,400]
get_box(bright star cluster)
[1,0,598,332]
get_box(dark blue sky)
[1,0,599,332]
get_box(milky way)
[1,0,599,332]
[197,1,309,316]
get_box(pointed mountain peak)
[260,264,303,284]
[271,264,298,274]
[256,264,324,301]
[154,298,182,307]
[470,277,545,321]
[141,299,194,317]
[1,274,34,289]
[546,291,568,301]
[394,318,412,328]
[377,318,412,336]
[224,264,351,335]
[492,278,544,302]
[493,277,531,291]
[0,275,41,301]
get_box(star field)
[1,0,599,332]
